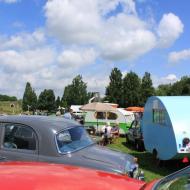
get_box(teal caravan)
[142,96,190,160]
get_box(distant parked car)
[126,120,144,151]
[0,115,140,178]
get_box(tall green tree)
[170,76,190,95]
[0,94,17,101]
[38,89,56,112]
[140,72,155,105]
[123,71,141,107]
[105,67,123,107]
[155,84,172,96]
[55,96,61,109]
[62,75,88,107]
[22,82,37,112]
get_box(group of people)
[101,122,120,145]
[62,109,119,145]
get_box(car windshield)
[56,126,94,153]
[154,167,190,190]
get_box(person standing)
[101,122,112,145]
[111,122,120,143]
[63,108,75,120]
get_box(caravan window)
[107,112,117,120]
[153,109,166,125]
[95,112,106,119]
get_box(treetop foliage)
[62,75,89,107]
[0,94,17,101]
[38,89,56,112]
[19,71,190,113]
[22,82,37,111]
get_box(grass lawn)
[107,137,184,182]
[0,101,22,115]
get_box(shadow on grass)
[121,142,187,178]
[108,137,187,181]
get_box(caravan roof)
[70,105,82,112]
[117,108,134,116]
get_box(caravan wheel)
[152,149,157,160]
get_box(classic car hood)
[73,144,135,174]
[0,161,146,190]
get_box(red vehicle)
[0,161,189,190]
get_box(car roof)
[0,161,145,190]
[0,115,79,133]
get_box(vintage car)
[0,161,146,190]
[0,161,189,190]
[0,115,139,177]
[126,120,144,151]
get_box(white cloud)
[164,74,178,82]
[121,70,128,77]
[84,75,109,95]
[0,48,55,73]
[98,0,136,15]
[44,0,137,46]
[57,48,97,68]
[0,1,185,98]
[101,27,156,60]
[44,1,183,62]
[0,0,20,3]
[45,0,101,44]
[152,74,178,87]
[168,49,190,63]
[0,30,46,50]
[157,13,184,48]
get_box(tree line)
[0,94,17,101]
[22,68,190,112]
[22,75,90,113]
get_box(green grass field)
[0,101,22,115]
[108,137,184,182]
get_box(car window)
[155,175,190,190]
[95,112,106,119]
[56,126,94,153]
[3,123,37,151]
[152,109,166,125]
[154,167,190,190]
[107,112,117,120]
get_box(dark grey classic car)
[0,115,139,177]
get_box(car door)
[0,123,39,161]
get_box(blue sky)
[0,0,190,98]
